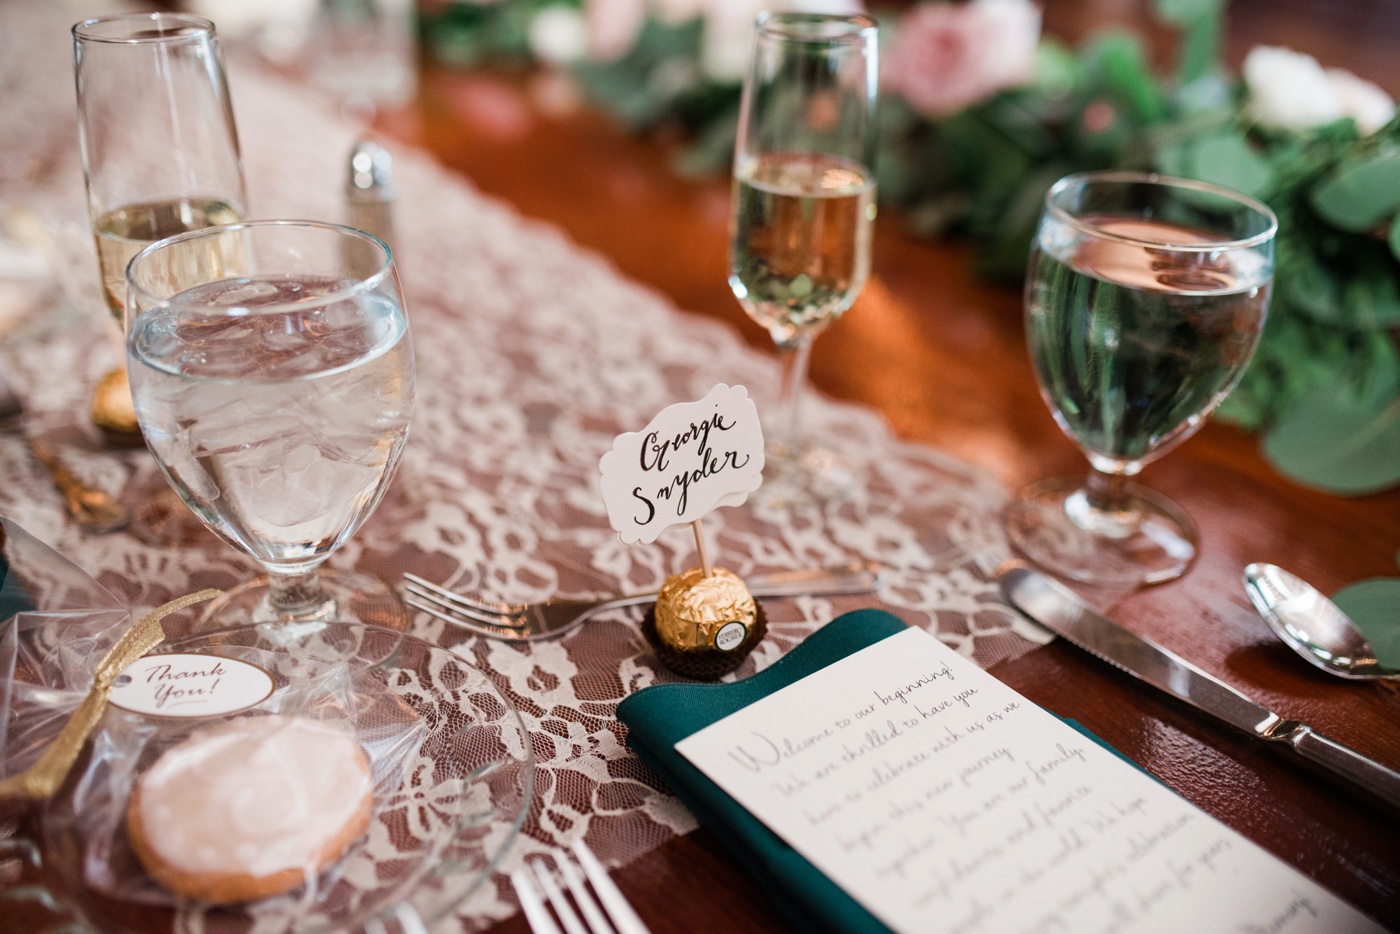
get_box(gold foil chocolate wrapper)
[91,368,144,447]
[654,566,757,651]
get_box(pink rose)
[883,0,1041,119]
[584,0,648,62]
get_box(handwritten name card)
[676,627,1382,934]
[599,384,764,544]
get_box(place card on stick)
[599,384,768,678]
[675,626,1384,933]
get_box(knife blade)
[998,564,1400,811]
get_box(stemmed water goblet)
[73,12,247,545]
[728,11,878,505]
[1006,171,1277,587]
[125,221,415,630]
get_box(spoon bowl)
[1243,563,1399,681]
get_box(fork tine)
[555,853,618,934]
[401,582,531,628]
[532,859,591,934]
[402,594,533,640]
[570,841,651,934]
[512,868,564,934]
[403,573,532,616]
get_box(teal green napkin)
[618,608,1135,934]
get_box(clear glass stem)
[775,337,815,449]
[1066,468,1142,539]
[1085,468,1133,514]
[266,567,334,621]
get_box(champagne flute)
[1006,172,1277,587]
[125,221,415,630]
[728,12,878,505]
[73,12,247,544]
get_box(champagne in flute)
[728,12,879,505]
[92,196,243,322]
[730,152,876,345]
[74,12,247,450]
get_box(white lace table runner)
[0,5,1048,929]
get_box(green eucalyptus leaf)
[1155,141,1190,177]
[1332,579,1400,668]
[1034,39,1082,95]
[1185,133,1273,197]
[1342,274,1400,330]
[1310,151,1400,232]
[1173,73,1232,115]
[1155,0,1222,85]
[1390,212,1400,261]
[1215,383,1266,429]
[1263,375,1400,495]
[1155,0,1223,22]
[1277,244,1340,322]
[1089,33,1167,125]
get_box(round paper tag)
[109,653,274,718]
[714,621,747,652]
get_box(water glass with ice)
[125,220,415,627]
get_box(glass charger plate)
[37,622,535,933]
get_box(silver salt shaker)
[346,138,396,256]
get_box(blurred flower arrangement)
[419,0,1400,494]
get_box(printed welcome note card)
[676,627,1382,934]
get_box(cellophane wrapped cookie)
[0,516,532,932]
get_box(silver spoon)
[1243,563,1399,681]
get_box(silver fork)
[511,840,651,934]
[403,561,883,641]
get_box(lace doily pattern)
[0,5,1049,929]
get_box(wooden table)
[373,1,1400,929]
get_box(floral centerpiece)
[419,0,1400,495]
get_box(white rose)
[701,0,867,84]
[529,6,588,67]
[1244,46,1342,131]
[1326,68,1396,136]
[700,0,766,82]
[1244,46,1395,136]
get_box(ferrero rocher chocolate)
[91,368,144,447]
[655,567,755,650]
[644,566,767,680]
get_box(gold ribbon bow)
[0,589,223,801]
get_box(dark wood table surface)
[369,0,1400,930]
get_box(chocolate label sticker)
[110,653,274,718]
[599,384,765,545]
[715,622,747,652]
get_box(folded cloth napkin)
[618,608,1134,934]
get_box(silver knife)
[998,564,1400,810]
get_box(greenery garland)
[421,0,1400,495]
